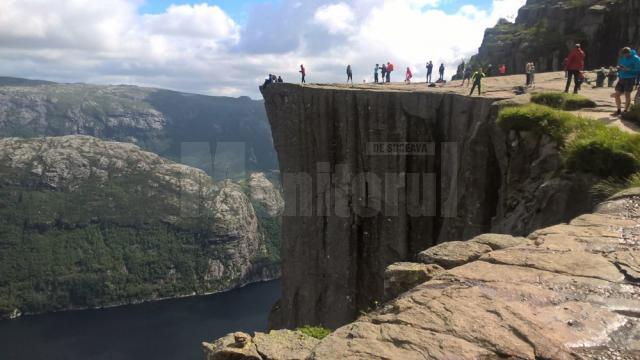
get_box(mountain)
[0,77,277,179]
[472,0,640,73]
[0,135,282,318]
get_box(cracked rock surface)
[307,189,640,359]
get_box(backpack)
[388,64,394,72]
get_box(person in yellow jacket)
[469,68,485,96]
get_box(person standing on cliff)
[381,63,387,83]
[564,44,585,94]
[438,63,445,81]
[405,67,413,84]
[300,64,306,84]
[386,62,394,82]
[426,61,434,83]
[461,66,472,87]
[347,65,353,85]
[469,68,485,96]
[613,47,640,116]
[374,64,380,83]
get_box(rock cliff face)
[0,135,279,318]
[473,0,640,73]
[261,84,595,329]
[204,189,640,359]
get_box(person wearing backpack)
[426,61,434,83]
[469,68,485,96]
[386,62,394,82]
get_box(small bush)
[622,104,640,124]
[297,326,331,340]
[531,92,597,110]
[497,104,577,144]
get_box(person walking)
[300,64,306,84]
[613,47,640,115]
[525,62,532,86]
[469,68,485,96]
[405,67,413,84]
[529,62,536,87]
[347,65,353,84]
[386,62,394,82]
[438,63,445,81]
[564,44,585,94]
[426,61,434,83]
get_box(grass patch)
[498,104,640,179]
[531,92,597,111]
[591,173,640,199]
[497,104,577,144]
[297,326,331,340]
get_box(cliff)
[261,83,595,329]
[473,0,640,73]
[0,77,277,177]
[0,135,282,318]
[204,189,640,359]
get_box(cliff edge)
[204,188,640,359]
[260,81,597,329]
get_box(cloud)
[0,0,527,98]
[313,3,356,35]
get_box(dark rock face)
[261,84,595,329]
[473,0,640,73]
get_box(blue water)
[0,280,281,360]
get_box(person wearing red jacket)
[564,44,585,94]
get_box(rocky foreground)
[204,189,640,359]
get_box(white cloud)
[313,3,356,35]
[0,0,527,98]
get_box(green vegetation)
[497,104,577,144]
[498,104,640,180]
[591,173,640,199]
[0,160,273,318]
[297,326,331,340]
[531,92,597,111]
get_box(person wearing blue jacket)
[614,47,640,115]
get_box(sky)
[0,0,527,99]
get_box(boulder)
[253,330,319,360]
[417,241,492,269]
[469,233,529,250]
[383,262,445,301]
[203,332,261,360]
